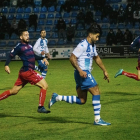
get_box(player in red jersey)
[0,29,50,113]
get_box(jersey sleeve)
[72,43,85,58]
[33,39,41,55]
[94,45,98,56]
[10,43,21,57]
[130,36,139,51]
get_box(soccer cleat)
[114,69,123,78]
[94,118,111,126]
[48,93,58,109]
[37,106,50,113]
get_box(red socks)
[122,71,139,81]
[0,90,11,100]
[39,89,47,106]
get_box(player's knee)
[80,98,87,104]
[10,89,18,95]
[42,82,48,90]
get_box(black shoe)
[37,106,51,113]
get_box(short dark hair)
[40,29,46,33]
[18,29,28,36]
[87,22,102,35]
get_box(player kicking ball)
[49,23,111,126]
[115,35,140,80]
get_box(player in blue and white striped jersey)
[33,30,51,79]
[49,23,111,126]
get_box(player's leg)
[35,60,41,72]
[35,78,50,113]
[41,59,48,79]
[88,85,111,126]
[49,87,87,108]
[0,85,23,100]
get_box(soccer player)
[33,29,51,79]
[115,35,140,80]
[0,29,50,113]
[48,23,111,126]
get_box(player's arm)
[69,53,87,78]
[93,55,109,83]
[33,39,42,55]
[130,36,139,52]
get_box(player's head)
[19,29,29,43]
[40,29,46,39]
[87,22,102,44]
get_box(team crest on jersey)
[87,53,90,57]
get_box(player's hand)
[41,51,45,55]
[103,71,109,83]
[79,70,87,78]
[5,66,10,74]
[43,58,49,65]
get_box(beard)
[22,39,29,44]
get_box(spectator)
[27,0,35,8]
[76,9,85,30]
[9,17,18,38]
[3,0,10,7]
[78,0,87,10]
[29,12,38,31]
[106,29,116,46]
[125,1,134,25]
[115,29,123,45]
[66,23,75,42]
[135,1,140,10]
[133,9,140,26]
[84,9,94,25]
[122,29,133,45]
[117,5,125,24]
[94,0,106,12]
[17,0,27,8]
[1,19,11,37]
[109,8,118,25]
[17,19,27,33]
[59,0,72,14]
[57,17,66,40]
[101,3,113,20]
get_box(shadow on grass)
[104,92,138,96]
[0,113,91,124]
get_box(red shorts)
[14,69,43,86]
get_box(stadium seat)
[46,19,53,25]
[17,7,24,13]
[11,33,18,40]
[51,32,58,38]
[7,14,14,20]
[101,24,109,29]
[118,23,125,29]
[55,13,61,18]
[24,7,31,13]
[112,4,119,10]
[75,31,84,38]
[134,22,140,29]
[95,11,102,16]
[1,7,8,13]
[63,12,70,18]
[58,0,65,6]
[16,14,23,20]
[38,20,45,25]
[48,40,57,45]
[7,41,15,47]
[71,12,77,17]
[54,19,58,25]
[29,33,34,39]
[34,34,40,39]
[71,18,77,24]
[46,33,51,39]
[126,23,133,29]
[39,13,46,19]
[0,41,7,47]
[74,39,81,44]
[72,6,79,11]
[40,6,47,13]
[102,17,110,23]
[48,6,55,12]
[134,30,140,35]
[36,26,42,32]
[99,37,106,44]
[4,33,9,40]
[9,7,16,13]
[23,14,29,20]
[28,26,35,32]
[52,26,58,32]
[101,31,108,37]
[33,7,39,13]
[56,6,61,12]
[45,26,52,32]
[57,39,65,45]
[77,24,84,30]
[34,0,41,6]
[64,19,69,24]
[110,24,117,29]
[95,17,102,23]
[47,13,54,19]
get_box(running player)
[0,29,50,113]
[33,29,51,79]
[48,23,111,125]
[115,35,140,80]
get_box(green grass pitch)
[0,58,140,140]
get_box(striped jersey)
[72,39,98,72]
[33,38,49,57]
[10,42,35,71]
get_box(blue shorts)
[37,60,48,72]
[74,70,97,90]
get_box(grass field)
[0,58,140,140]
